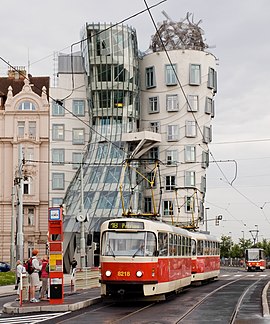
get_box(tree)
[220,235,233,258]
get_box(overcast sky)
[1,0,270,243]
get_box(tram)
[191,232,220,283]
[245,248,266,272]
[99,217,220,300]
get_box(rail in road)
[2,270,270,323]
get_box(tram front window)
[247,250,259,261]
[102,231,157,257]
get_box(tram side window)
[188,237,191,256]
[177,235,182,256]
[182,236,186,256]
[169,233,174,256]
[204,241,209,255]
[191,239,196,256]
[197,240,203,255]
[259,250,265,260]
[158,232,168,256]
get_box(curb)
[3,296,102,314]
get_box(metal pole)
[80,154,86,268]
[10,186,15,269]
[16,144,24,262]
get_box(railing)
[72,267,100,292]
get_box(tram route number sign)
[108,220,144,230]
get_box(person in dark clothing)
[70,257,77,275]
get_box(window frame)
[185,120,197,137]
[166,94,179,112]
[72,100,85,116]
[167,125,179,141]
[148,96,159,113]
[52,173,65,190]
[52,124,65,141]
[145,66,156,89]
[187,95,199,112]
[165,64,177,85]
[189,64,201,85]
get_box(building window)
[72,100,85,116]
[165,176,176,191]
[185,121,197,137]
[114,90,125,108]
[167,125,179,141]
[185,196,195,213]
[72,152,82,169]
[201,175,206,193]
[187,95,199,112]
[202,150,209,168]
[90,166,104,183]
[145,66,156,88]
[97,191,117,209]
[166,94,178,111]
[185,171,196,187]
[52,101,65,116]
[146,172,156,188]
[149,121,160,133]
[18,101,36,111]
[27,207,35,226]
[189,64,201,85]
[28,121,36,139]
[203,125,212,143]
[144,197,152,213]
[52,124,65,141]
[98,91,111,108]
[105,166,121,183]
[205,97,215,117]
[208,67,217,92]
[52,198,63,207]
[52,149,65,165]
[52,173,65,190]
[23,177,32,195]
[149,96,159,113]
[166,149,178,165]
[97,143,109,159]
[97,65,112,82]
[149,147,159,160]
[17,121,25,138]
[24,147,34,164]
[163,200,174,216]
[165,64,177,85]
[72,128,85,144]
[185,145,196,162]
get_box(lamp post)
[241,230,244,241]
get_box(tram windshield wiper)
[107,243,115,258]
[132,245,144,258]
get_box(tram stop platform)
[2,273,102,314]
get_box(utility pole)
[16,144,24,262]
[10,186,15,269]
[205,207,209,232]
[80,153,86,268]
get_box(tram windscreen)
[246,250,259,261]
[101,231,157,257]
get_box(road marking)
[0,312,71,323]
[234,274,242,277]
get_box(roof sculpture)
[149,12,208,53]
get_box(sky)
[1,0,270,244]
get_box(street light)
[76,143,90,268]
[241,230,244,240]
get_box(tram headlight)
[136,270,143,278]
[105,270,112,277]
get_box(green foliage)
[0,271,15,286]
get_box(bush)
[0,271,15,286]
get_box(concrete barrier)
[73,267,100,291]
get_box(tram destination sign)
[108,220,144,230]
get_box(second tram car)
[245,248,266,272]
[191,232,220,282]
[100,217,220,300]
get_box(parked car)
[0,262,11,272]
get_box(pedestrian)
[70,257,77,275]
[29,249,42,303]
[40,255,49,300]
[15,260,25,301]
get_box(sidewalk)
[2,274,102,314]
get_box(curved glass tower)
[63,23,140,268]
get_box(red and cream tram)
[191,232,220,282]
[100,217,220,300]
[245,248,266,272]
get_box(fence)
[72,267,100,292]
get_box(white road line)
[0,312,71,324]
